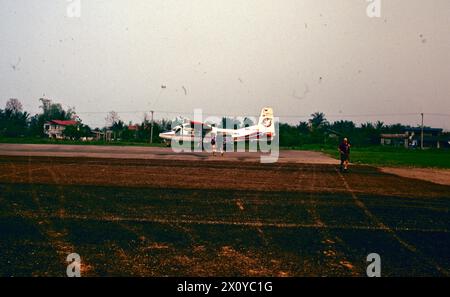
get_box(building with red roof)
[127,124,140,131]
[44,120,79,139]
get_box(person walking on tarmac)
[339,137,351,172]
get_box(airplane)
[159,107,275,145]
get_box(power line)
[426,113,450,117]
[76,110,448,119]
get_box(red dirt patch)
[380,167,450,186]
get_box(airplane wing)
[189,121,213,131]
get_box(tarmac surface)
[0,144,448,276]
[0,143,339,164]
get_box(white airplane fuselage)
[159,107,275,144]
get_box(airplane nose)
[159,131,175,139]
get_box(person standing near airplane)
[211,134,217,156]
[338,138,351,172]
[219,133,226,157]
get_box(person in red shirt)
[338,138,351,172]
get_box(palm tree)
[375,121,384,131]
[111,120,124,141]
[297,121,309,133]
[360,122,374,130]
[309,112,328,130]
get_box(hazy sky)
[1,0,449,129]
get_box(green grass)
[286,144,450,169]
[0,137,165,147]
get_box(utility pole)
[420,113,424,150]
[150,110,154,144]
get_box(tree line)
[0,99,440,146]
[0,98,169,143]
[279,111,420,147]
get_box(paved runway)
[0,143,339,164]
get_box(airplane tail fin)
[258,107,275,137]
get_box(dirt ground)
[0,145,449,277]
[380,167,450,186]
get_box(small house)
[43,120,78,139]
